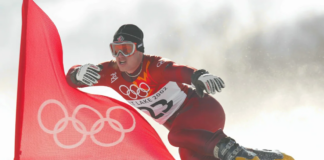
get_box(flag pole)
[14,0,30,159]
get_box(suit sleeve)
[149,57,197,84]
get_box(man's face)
[115,50,143,73]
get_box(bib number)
[138,99,173,119]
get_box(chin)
[118,67,126,72]
[117,65,127,72]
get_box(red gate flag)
[15,0,174,159]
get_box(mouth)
[119,60,126,65]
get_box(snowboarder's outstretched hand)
[75,63,102,86]
[191,69,225,98]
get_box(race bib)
[127,82,186,124]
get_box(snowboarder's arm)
[149,57,196,84]
[163,64,225,98]
[163,62,197,84]
[149,57,225,98]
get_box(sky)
[1,0,324,159]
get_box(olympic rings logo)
[157,60,165,67]
[119,82,150,99]
[37,99,136,149]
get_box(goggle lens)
[110,42,136,57]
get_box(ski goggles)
[110,41,137,57]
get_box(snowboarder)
[66,24,294,160]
